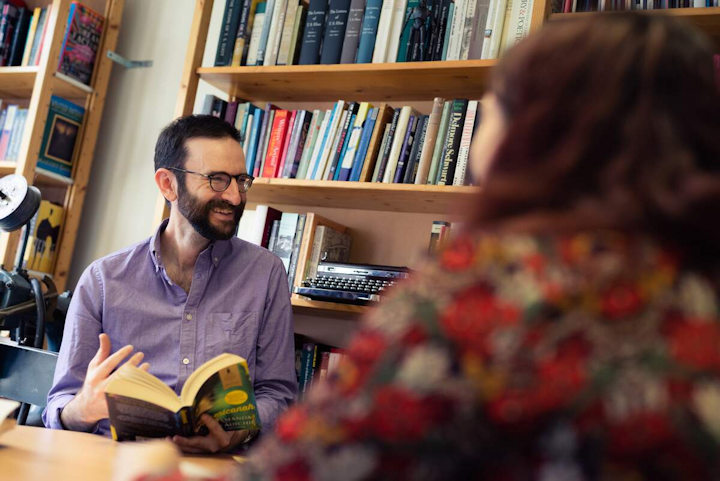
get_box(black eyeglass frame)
[168,167,254,193]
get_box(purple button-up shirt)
[43,220,297,436]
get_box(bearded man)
[44,115,297,453]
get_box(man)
[43,115,297,453]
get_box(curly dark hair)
[472,12,720,268]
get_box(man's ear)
[155,168,178,202]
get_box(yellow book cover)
[24,200,64,273]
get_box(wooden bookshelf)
[0,0,125,291]
[198,60,497,102]
[548,7,720,46]
[291,295,368,314]
[247,178,478,213]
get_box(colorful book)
[36,96,85,179]
[22,200,64,273]
[105,354,260,441]
[57,2,104,85]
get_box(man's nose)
[221,178,244,205]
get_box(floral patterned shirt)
[241,231,720,481]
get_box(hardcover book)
[105,353,260,442]
[57,2,104,85]
[319,0,351,64]
[298,0,328,64]
[36,96,85,179]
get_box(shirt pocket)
[206,311,259,359]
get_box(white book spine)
[246,11,266,65]
[322,109,349,179]
[372,0,397,63]
[459,0,478,60]
[247,205,269,244]
[315,101,346,179]
[382,105,412,183]
[480,0,508,59]
[307,109,333,179]
[243,112,255,156]
[500,0,533,53]
[264,0,289,65]
[453,100,478,186]
[277,0,300,64]
[385,0,408,63]
[446,0,467,61]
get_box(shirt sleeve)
[253,258,298,430]
[43,264,104,431]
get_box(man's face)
[176,136,247,241]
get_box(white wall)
[69,0,228,287]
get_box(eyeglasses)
[169,168,254,193]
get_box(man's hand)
[170,414,254,454]
[60,333,149,431]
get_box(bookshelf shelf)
[0,67,93,99]
[197,59,497,102]
[291,295,368,314]
[549,7,720,46]
[247,178,479,213]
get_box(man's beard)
[177,181,244,241]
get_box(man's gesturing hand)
[60,333,149,431]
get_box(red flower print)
[600,282,644,320]
[401,324,428,347]
[607,411,673,455]
[668,320,720,372]
[370,386,448,441]
[440,236,476,271]
[346,329,388,366]
[440,285,520,356]
[275,406,309,443]
[274,459,311,481]
[525,253,546,275]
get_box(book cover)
[480,0,508,59]
[402,114,427,183]
[286,213,307,289]
[286,5,306,65]
[371,0,396,62]
[453,99,478,185]
[106,354,260,441]
[395,0,418,62]
[392,114,418,183]
[0,104,18,159]
[255,0,277,64]
[244,107,264,175]
[276,0,300,65]
[242,204,283,247]
[276,109,297,176]
[306,224,352,279]
[280,109,306,177]
[7,6,30,66]
[285,110,312,178]
[382,105,415,182]
[440,1,454,60]
[321,108,349,179]
[384,0,408,63]
[57,2,104,85]
[296,109,325,179]
[467,0,490,59]
[374,107,401,182]
[337,101,371,181]
[273,212,300,272]
[20,6,40,66]
[298,0,328,64]
[32,3,51,66]
[22,200,64,273]
[319,0,351,64]
[36,96,85,179]
[339,0,365,63]
[263,0,288,65]
[327,102,357,179]
[215,0,243,66]
[292,213,350,289]
[427,99,452,184]
[355,0,382,63]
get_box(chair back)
[0,339,58,406]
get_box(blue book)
[392,115,417,183]
[255,0,276,64]
[298,0,329,64]
[347,107,378,181]
[354,0,382,63]
[36,96,85,179]
[245,109,264,175]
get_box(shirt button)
[182,358,190,365]
[214,257,219,263]
[185,313,192,321]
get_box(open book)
[105,353,260,441]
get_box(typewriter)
[294,262,410,305]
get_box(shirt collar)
[149,218,231,271]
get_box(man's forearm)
[59,394,100,432]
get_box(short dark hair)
[472,13,720,266]
[153,114,242,177]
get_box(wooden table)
[0,421,238,480]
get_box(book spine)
[392,115,417,183]
[347,106,378,181]
[385,0,408,63]
[428,100,452,184]
[253,103,274,176]
[296,110,324,179]
[467,0,490,59]
[289,112,312,178]
[339,0,365,63]
[215,0,244,66]
[262,110,289,178]
[246,2,267,65]
[337,102,371,180]
[7,6,29,66]
[381,105,412,183]
[287,214,307,289]
[403,114,427,183]
[481,0,508,59]
[414,97,444,184]
[395,0,418,62]
[322,109,350,179]
[256,0,277,64]
[277,109,297,176]
[440,2,454,60]
[328,103,357,179]
[355,0,382,63]
[371,0,396,63]
[319,0,351,64]
[287,5,306,65]
[281,110,305,178]
[298,0,328,64]
[438,99,467,185]
[277,0,300,65]
[313,101,345,179]
[373,119,396,182]
[231,0,259,65]
[452,99,477,185]
[263,0,289,65]
[245,109,263,175]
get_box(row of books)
[205,95,478,185]
[0,96,85,180]
[295,338,347,397]
[556,0,718,12]
[0,1,104,85]
[0,102,28,161]
[241,205,352,290]
[214,0,533,67]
